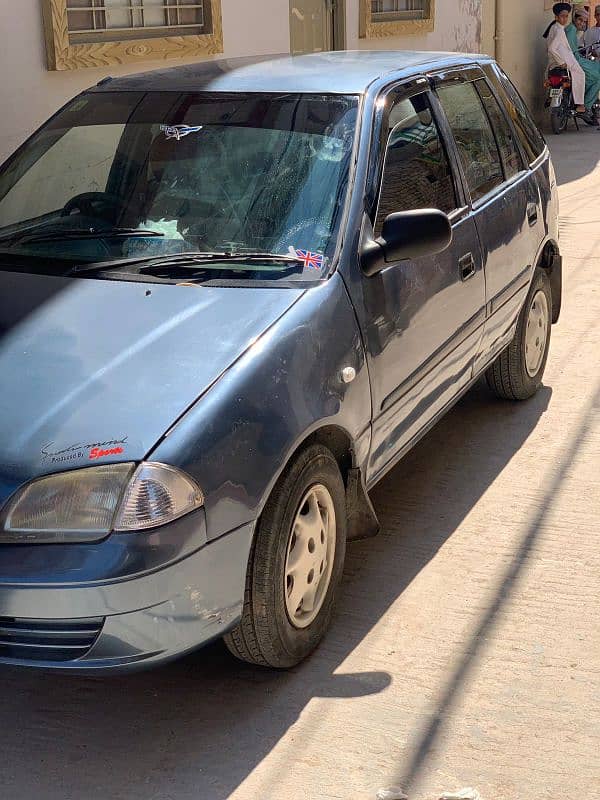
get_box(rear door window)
[436,81,503,203]
[474,79,523,180]
[483,63,546,164]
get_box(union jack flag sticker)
[294,249,325,270]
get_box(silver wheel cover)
[525,289,549,378]
[284,484,336,629]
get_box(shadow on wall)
[1,380,553,800]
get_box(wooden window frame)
[42,0,223,71]
[359,0,435,39]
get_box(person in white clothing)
[544,2,587,113]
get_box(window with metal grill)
[43,0,222,70]
[370,0,431,22]
[66,0,206,43]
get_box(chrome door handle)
[459,252,476,281]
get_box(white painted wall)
[0,0,482,163]
[0,0,289,162]
[345,0,482,54]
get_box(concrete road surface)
[2,128,599,800]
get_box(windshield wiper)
[0,227,164,247]
[69,251,306,277]
[139,251,304,273]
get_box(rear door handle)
[527,202,539,227]
[458,252,476,281]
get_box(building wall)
[346,0,483,54]
[494,0,549,116]
[0,0,290,162]
[480,0,497,57]
[0,0,483,163]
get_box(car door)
[434,69,545,373]
[349,85,486,486]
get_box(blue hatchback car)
[0,52,561,672]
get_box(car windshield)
[0,90,359,283]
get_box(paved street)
[2,127,599,800]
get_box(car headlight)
[0,462,204,543]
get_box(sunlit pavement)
[2,128,600,800]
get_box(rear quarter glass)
[482,63,546,164]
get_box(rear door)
[484,62,558,298]
[435,69,545,372]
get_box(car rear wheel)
[224,444,347,668]
[485,268,552,401]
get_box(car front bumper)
[0,520,254,673]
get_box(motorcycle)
[545,46,600,134]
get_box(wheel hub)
[525,289,549,377]
[284,484,336,629]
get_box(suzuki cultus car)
[0,52,561,671]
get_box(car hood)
[0,271,304,498]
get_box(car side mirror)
[360,209,453,277]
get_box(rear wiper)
[69,251,305,276]
[0,227,164,247]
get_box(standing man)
[544,3,587,113]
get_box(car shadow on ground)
[1,382,552,800]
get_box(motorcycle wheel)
[551,105,568,134]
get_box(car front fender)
[150,272,372,541]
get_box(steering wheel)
[61,192,125,222]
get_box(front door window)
[375,92,458,235]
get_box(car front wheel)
[485,268,552,401]
[224,444,347,668]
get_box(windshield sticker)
[41,437,128,465]
[293,248,325,271]
[160,124,203,141]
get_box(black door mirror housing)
[361,209,453,277]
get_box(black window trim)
[367,78,467,230]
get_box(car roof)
[91,50,492,95]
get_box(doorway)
[289,1,344,55]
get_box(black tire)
[485,268,552,401]
[224,445,347,668]
[551,106,568,135]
